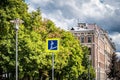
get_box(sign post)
[52,53,54,80]
[46,38,59,80]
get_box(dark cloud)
[105,0,120,7]
[115,8,120,15]
[89,17,120,33]
[110,32,120,52]
[26,0,120,32]
[40,0,80,19]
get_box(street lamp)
[10,18,23,80]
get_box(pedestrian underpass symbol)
[46,38,59,52]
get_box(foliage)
[79,46,95,80]
[107,53,120,80]
[0,0,95,80]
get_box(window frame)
[80,36,85,43]
[88,36,92,43]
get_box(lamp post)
[10,18,23,80]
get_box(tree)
[107,53,119,80]
[0,0,95,80]
[37,20,85,80]
[79,46,95,80]
[0,0,29,79]
[116,60,120,80]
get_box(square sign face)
[46,38,59,52]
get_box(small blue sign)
[46,38,59,52]
[48,40,58,50]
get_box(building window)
[88,48,91,55]
[88,36,92,43]
[74,33,77,36]
[80,36,84,43]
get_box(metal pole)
[16,29,18,80]
[52,53,54,80]
[10,18,23,80]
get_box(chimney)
[77,23,86,28]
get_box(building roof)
[71,27,94,31]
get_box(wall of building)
[70,23,115,80]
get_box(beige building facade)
[70,23,116,80]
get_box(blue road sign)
[48,40,58,50]
[46,38,59,52]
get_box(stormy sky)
[25,0,120,53]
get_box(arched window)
[88,48,91,55]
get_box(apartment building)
[70,23,116,80]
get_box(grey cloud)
[105,0,120,7]
[27,0,120,32]
[115,8,120,15]
[40,0,79,19]
[110,33,120,52]
[85,17,120,33]
[28,0,91,19]
[116,44,120,52]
